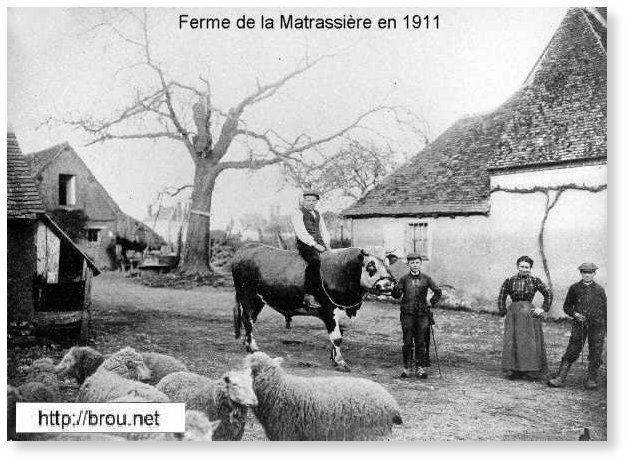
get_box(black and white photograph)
[6,6,611,445]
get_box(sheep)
[8,384,63,441]
[108,396,221,441]
[55,346,187,385]
[23,357,61,399]
[244,351,403,441]
[182,410,222,441]
[37,433,126,441]
[17,381,61,403]
[7,385,20,441]
[139,352,188,385]
[40,413,219,442]
[55,346,105,384]
[77,347,169,403]
[156,369,257,441]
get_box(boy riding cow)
[291,190,331,310]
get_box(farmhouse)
[25,142,163,269]
[143,202,189,248]
[8,128,100,341]
[343,8,606,317]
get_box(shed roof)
[344,8,606,218]
[41,214,101,276]
[7,131,45,219]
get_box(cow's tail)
[233,292,243,340]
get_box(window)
[407,222,429,259]
[86,229,100,243]
[58,174,76,206]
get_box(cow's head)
[358,250,395,294]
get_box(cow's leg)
[321,308,350,372]
[241,294,264,353]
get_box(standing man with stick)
[391,253,442,379]
[548,263,607,389]
[291,190,331,311]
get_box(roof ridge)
[579,8,606,54]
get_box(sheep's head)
[180,410,221,441]
[55,346,105,384]
[8,384,22,403]
[243,351,283,378]
[102,347,152,380]
[54,346,87,378]
[224,367,257,407]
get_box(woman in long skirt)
[498,255,553,379]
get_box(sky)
[7,7,568,228]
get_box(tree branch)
[85,131,183,145]
[493,182,607,293]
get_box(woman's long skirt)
[501,301,548,373]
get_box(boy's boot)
[414,362,428,379]
[400,351,411,378]
[547,361,571,387]
[585,365,599,390]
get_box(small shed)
[8,128,100,343]
[32,214,100,341]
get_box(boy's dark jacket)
[391,272,442,315]
[563,281,607,325]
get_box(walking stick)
[580,319,586,366]
[430,320,443,378]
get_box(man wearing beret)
[391,253,442,378]
[291,190,331,310]
[548,263,607,389]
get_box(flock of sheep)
[8,346,403,441]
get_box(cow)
[232,242,395,371]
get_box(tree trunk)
[178,161,219,274]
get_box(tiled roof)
[490,8,606,171]
[343,116,493,217]
[25,143,122,221]
[344,8,606,218]
[7,131,45,219]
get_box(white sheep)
[182,410,222,441]
[38,410,219,442]
[8,384,63,441]
[244,351,403,441]
[55,346,187,385]
[23,357,61,399]
[77,347,169,403]
[140,352,188,385]
[111,396,221,441]
[156,369,257,441]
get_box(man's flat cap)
[303,190,320,199]
[578,262,598,272]
[406,252,423,261]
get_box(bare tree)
[54,8,419,274]
[284,139,415,202]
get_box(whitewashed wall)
[350,163,607,318]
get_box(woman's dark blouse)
[497,274,552,313]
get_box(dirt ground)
[8,272,607,441]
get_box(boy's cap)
[303,190,320,199]
[578,262,598,272]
